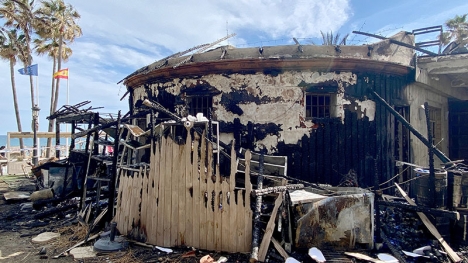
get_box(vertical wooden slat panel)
[150,142,160,245]
[221,181,230,252]
[141,165,149,239]
[323,121,331,184]
[163,137,172,247]
[192,134,200,248]
[309,129,316,182]
[114,169,124,228]
[301,135,309,180]
[156,139,165,244]
[236,190,244,252]
[316,125,324,182]
[184,131,193,246]
[171,140,180,246]
[115,130,252,252]
[206,141,215,251]
[331,120,340,185]
[178,137,187,246]
[351,110,358,174]
[199,133,208,249]
[128,171,137,233]
[244,150,252,252]
[229,145,238,252]
[116,172,126,234]
[337,118,345,185]
[214,166,221,251]
[229,141,236,191]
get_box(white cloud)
[1,0,353,134]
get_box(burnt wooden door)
[449,101,468,161]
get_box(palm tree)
[320,31,349,45]
[440,14,468,47]
[0,0,37,110]
[34,0,81,157]
[0,28,25,151]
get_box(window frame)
[305,93,332,119]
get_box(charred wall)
[130,70,410,188]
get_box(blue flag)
[18,64,38,76]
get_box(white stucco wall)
[133,70,376,153]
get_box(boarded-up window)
[189,96,213,117]
[305,94,331,118]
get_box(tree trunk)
[9,58,24,152]
[52,33,63,115]
[46,57,57,158]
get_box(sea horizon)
[0,134,71,149]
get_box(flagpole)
[66,70,69,156]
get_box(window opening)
[190,96,213,117]
[305,94,331,118]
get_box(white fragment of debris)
[32,232,61,244]
[402,250,427,258]
[285,257,301,263]
[215,256,228,263]
[196,113,208,122]
[69,246,97,259]
[412,245,431,255]
[200,255,214,263]
[377,253,398,262]
[186,115,197,122]
[155,246,173,253]
[308,247,326,262]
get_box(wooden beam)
[394,183,461,263]
[7,131,71,139]
[377,200,460,220]
[271,237,289,261]
[258,194,283,262]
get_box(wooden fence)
[114,131,253,252]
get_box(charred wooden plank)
[394,183,461,263]
[377,200,460,220]
[252,184,304,197]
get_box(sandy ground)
[0,174,253,263]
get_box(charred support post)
[250,148,265,262]
[55,120,60,158]
[424,102,436,208]
[369,89,451,164]
[374,155,382,245]
[107,111,121,222]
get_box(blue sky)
[0,0,467,136]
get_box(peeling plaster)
[135,70,365,152]
[343,98,376,121]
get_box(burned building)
[112,31,468,254]
[123,31,428,187]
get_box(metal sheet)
[293,187,374,249]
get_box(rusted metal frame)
[250,149,265,261]
[369,89,451,164]
[352,30,438,56]
[377,200,459,220]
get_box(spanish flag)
[53,68,68,79]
